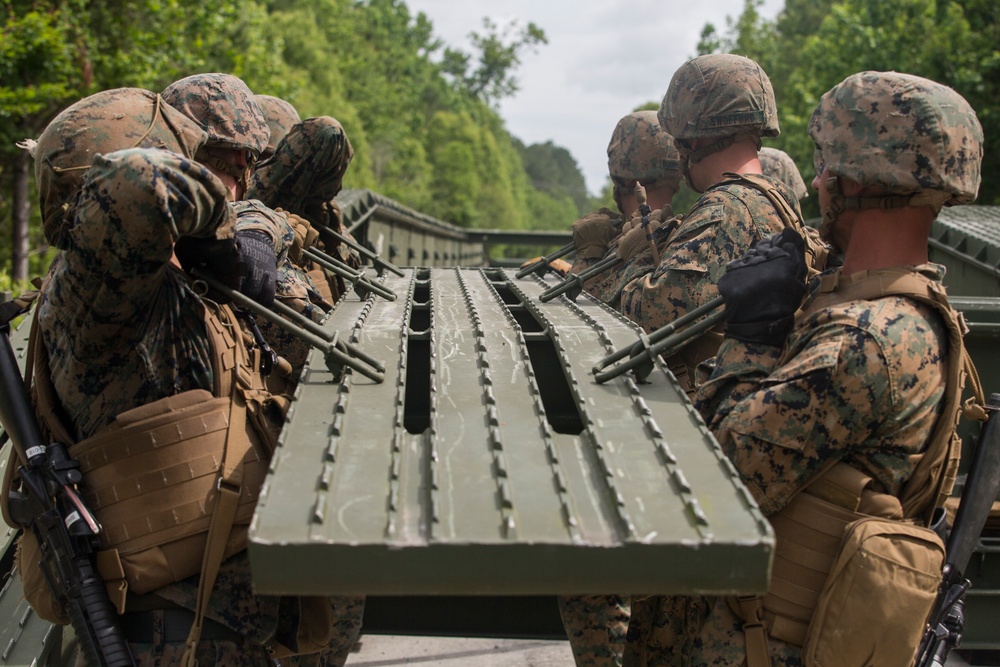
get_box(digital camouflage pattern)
[630,264,953,667]
[624,593,805,667]
[607,111,681,187]
[758,147,808,202]
[558,593,630,667]
[658,54,779,147]
[580,207,678,309]
[32,88,208,249]
[233,201,334,376]
[249,116,354,221]
[248,115,360,297]
[255,94,301,160]
[37,148,353,664]
[808,71,982,205]
[39,149,232,440]
[611,176,800,335]
[162,73,269,157]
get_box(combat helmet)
[255,94,301,161]
[31,87,208,249]
[607,110,682,210]
[248,116,354,214]
[808,70,983,226]
[162,73,269,194]
[759,147,808,201]
[659,54,779,172]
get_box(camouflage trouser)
[558,593,630,666]
[283,596,365,667]
[623,595,804,667]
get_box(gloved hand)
[235,230,277,308]
[173,237,242,292]
[572,208,618,259]
[717,227,807,346]
[617,216,665,263]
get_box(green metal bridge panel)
[0,574,63,667]
[250,268,773,596]
[0,316,64,666]
[929,205,1000,296]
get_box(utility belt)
[729,463,946,667]
[120,608,245,645]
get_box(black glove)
[235,230,277,308]
[717,227,807,346]
[174,237,242,292]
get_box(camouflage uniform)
[555,112,681,667]
[758,147,808,215]
[38,147,293,665]
[624,71,984,667]
[248,115,361,302]
[602,55,810,396]
[165,77,335,378]
[567,111,681,281]
[614,175,799,332]
[164,77,363,662]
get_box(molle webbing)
[731,464,902,648]
[71,390,267,564]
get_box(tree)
[441,18,548,108]
[699,0,1000,216]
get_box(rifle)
[0,299,135,666]
[916,392,1000,667]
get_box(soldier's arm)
[695,322,900,516]
[59,148,231,317]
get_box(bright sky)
[406,0,785,196]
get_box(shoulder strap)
[719,173,830,274]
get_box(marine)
[625,70,985,667]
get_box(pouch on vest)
[802,517,944,667]
[70,389,269,604]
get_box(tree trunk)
[11,149,30,282]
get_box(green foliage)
[442,17,548,108]
[702,0,1000,212]
[518,140,590,216]
[0,0,592,273]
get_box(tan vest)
[730,267,985,665]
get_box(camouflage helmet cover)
[759,147,808,200]
[247,116,354,211]
[607,110,682,185]
[658,53,779,145]
[161,73,269,157]
[808,70,982,206]
[34,87,209,248]
[255,94,301,160]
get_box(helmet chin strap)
[821,173,952,238]
[680,132,763,193]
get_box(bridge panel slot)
[404,275,432,434]
[491,281,582,436]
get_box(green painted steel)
[249,267,774,596]
[929,205,1000,297]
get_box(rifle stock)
[916,393,1000,667]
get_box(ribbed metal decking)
[249,267,773,596]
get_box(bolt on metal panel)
[250,268,773,596]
